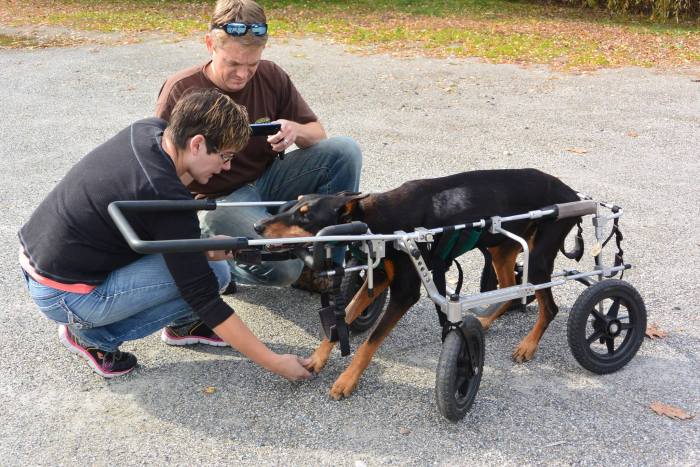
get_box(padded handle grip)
[554,200,598,219]
[310,222,368,270]
[316,221,369,237]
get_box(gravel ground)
[1,37,698,466]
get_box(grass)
[0,0,698,69]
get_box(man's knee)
[324,136,362,192]
[327,136,362,170]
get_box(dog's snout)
[253,222,265,235]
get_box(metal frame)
[108,197,629,327]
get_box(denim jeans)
[22,254,230,352]
[199,136,362,287]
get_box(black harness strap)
[601,214,625,279]
[318,265,351,356]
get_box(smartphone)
[250,122,281,137]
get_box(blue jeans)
[200,136,362,287]
[22,255,230,352]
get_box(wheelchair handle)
[108,200,249,254]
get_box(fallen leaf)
[626,130,639,137]
[203,386,217,394]
[645,323,668,339]
[649,402,694,420]
[565,147,588,154]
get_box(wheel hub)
[606,319,622,337]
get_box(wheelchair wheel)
[341,257,388,333]
[435,315,485,421]
[567,279,646,374]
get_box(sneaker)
[58,325,137,378]
[291,266,333,293]
[161,320,229,347]
[222,276,237,295]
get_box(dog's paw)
[512,340,537,363]
[306,340,334,373]
[306,352,329,374]
[329,372,359,400]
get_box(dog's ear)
[338,193,368,223]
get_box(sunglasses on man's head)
[213,22,268,37]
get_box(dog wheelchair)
[109,196,646,421]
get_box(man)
[19,89,311,381]
[156,0,362,290]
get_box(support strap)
[318,265,351,356]
[601,212,625,279]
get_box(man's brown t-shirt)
[156,60,318,198]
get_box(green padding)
[439,228,482,261]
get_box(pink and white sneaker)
[58,325,137,378]
[161,320,229,347]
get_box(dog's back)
[365,169,579,233]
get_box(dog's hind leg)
[477,241,522,330]
[512,220,575,362]
[306,260,395,374]
[512,288,558,362]
[329,255,419,400]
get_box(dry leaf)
[565,147,588,154]
[645,323,668,339]
[203,386,217,394]
[649,402,694,420]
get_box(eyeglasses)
[219,152,236,163]
[213,22,268,37]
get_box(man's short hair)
[167,89,250,153]
[210,0,268,48]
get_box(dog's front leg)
[306,338,335,373]
[330,292,415,400]
[309,266,394,375]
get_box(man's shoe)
[222,276,237,295]
[58,325,137,378]
[291,266,333,293]
[161,320,229,347]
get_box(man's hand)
[205,235,235,261]
[268,119,326,151]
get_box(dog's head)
[254,192,368,238]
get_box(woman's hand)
[271,354,313,382]
[205,235,235,261]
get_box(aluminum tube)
[216,201,288,207]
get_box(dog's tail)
[559,218,584,261]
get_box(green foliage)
[548,0,699,20]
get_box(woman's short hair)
[167,88,250,153]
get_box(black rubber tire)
[567,279,646,374]
[341,257,389,333]
[435,315,485,422]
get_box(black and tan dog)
[255,169,581,400]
